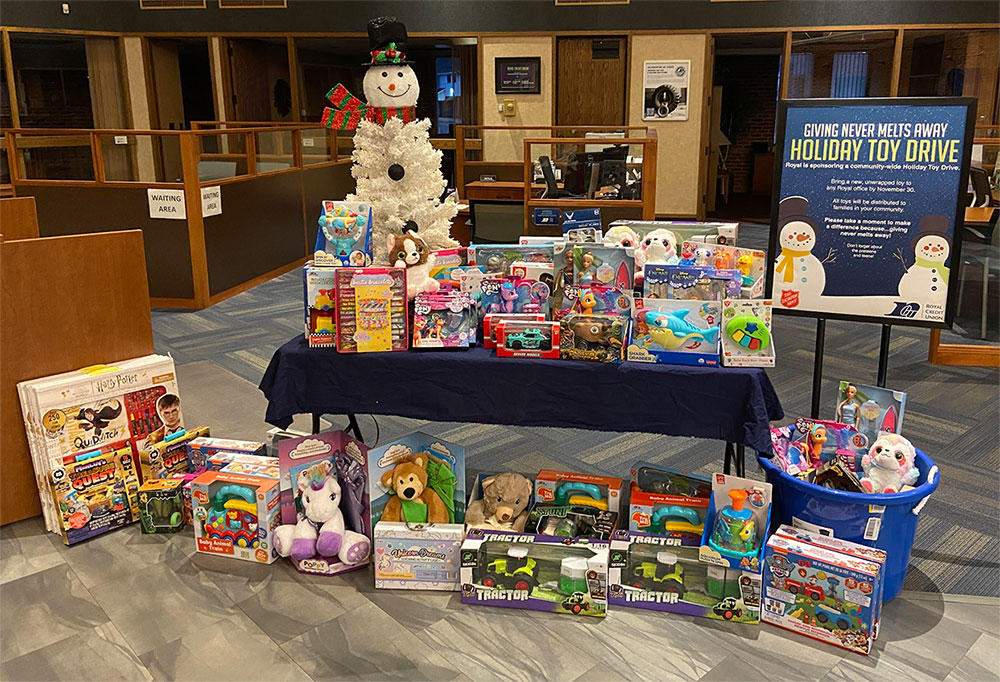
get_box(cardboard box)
[137,478,185,534]
[303,263,338,348]
[534,470,624,515]
[374,523,464,590]
[187,437,267,474]
[627,298,722,367]
[138,426,209,482]
[190,471,279,564]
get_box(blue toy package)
[698,473,772,574]
[627,298,722,366]
[533,208,561,226]
[480,276,551,318]
[762,525,885,655]
[573,245,634,290]
[468,244,555,276]
[643,265,741,300]
[314,201,372,267]
[562,209,602,243]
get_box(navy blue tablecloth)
[260,337,783,452]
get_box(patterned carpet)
[151,224,1000,597]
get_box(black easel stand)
[810,320,893,419]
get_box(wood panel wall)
[0,196,39,240]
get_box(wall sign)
[642,60,689,121]
[494,57,541,94]
[766,98,976,328]
[201,185,222,217]
[147,188,187,220]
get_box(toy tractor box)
[137,478,186,534]
[699,473,772,574]
[534,470,624,515]
[460,528,608,618]
[609,531,762,624]
[762,529,885,655]
[368,432,466,591]
[138,426,209,482]
[190,471,280,564]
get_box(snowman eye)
[381,71,387,77]
[397,71,403,77]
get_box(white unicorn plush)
[273,474,370,565]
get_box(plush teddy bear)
[380,454,450,523]
[273,474,370,565]
[860,433,919,494]
[466,472,533,532]
[387,227,439,300]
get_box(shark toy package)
[627,298,721,366]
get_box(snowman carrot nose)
[389,83,396,91]
[796,233,808,241]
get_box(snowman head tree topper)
[362,17,420,109]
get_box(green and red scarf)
[321,83,416,131]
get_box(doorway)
[556,37,627,126]
[226,38,292,122]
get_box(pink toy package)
[480,276,551,318]
[556,284,631,321]
[412,289,475,349]
[334,267,408,353]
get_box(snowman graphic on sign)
[773,196,836,309]
[894,215,950,309]
[321,17,458,263]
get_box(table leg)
[346,413,364,442]
[311,413,321,434]
[736,444,746,477]
[724,442,734,475]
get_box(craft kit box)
[609,531,762,624]
[190,471,280,564]
[627,298,722,367]
[277,431,371,577]
[368,433,466,590]
[303,263,338,348]
[534,470,624,515]
[460,528,609,617]
[334,267,408,353]
[187,437,268,474]
[17,354,183,537]
[139,426,210,482]
[762,526,886,655]
[137,478,185,534]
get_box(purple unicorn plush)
[272,473,370,565]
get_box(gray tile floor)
[2,515,998,682]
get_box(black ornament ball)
[388,163,405,181]
[403,220,418,233]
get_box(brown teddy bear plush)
[466,473,533,532]
[380,454,449,524]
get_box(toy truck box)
[460,528,608,617]
[190,471,280,564]
[762,532,885,655]
[187,437,268,474]
[368,432,466,590]
[609,531,762,624]
[534,470,624,515]
[137,478,185,534]
[138,426,209,482]
[699,473,772,574]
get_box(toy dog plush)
[380,454,449,523]
[466,473,533,531]
[388,228,439,300]
[860,433,919,494]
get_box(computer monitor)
[469,199,524,243]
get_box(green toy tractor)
[629,551,686,597]
[481,546,539,593]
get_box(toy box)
[510,260,555,287]
[335,267,408,353]
[630,462,712,499]
[483,312,545,350]
[46,442,141,545]
[833,381,907,452]
[627,298,721,366]
[762,528,885,654]
[721,299,775,367]
[533,208,560,227]
[609,531,762,623]
[427,247,468,282]
[169,472,197,525]
[699,473,772,574]
[313,200,372,267]
[138,426,209,482]
[467,244,554,276]
[525,504,618,540]
[679,241,765,298]
[769,418,870,478]
[534,470,624,515]
[628,464,711,538]
[277,431,371,577]
[17,354,183,537]
[559,313,625,363]
[303,263,338,347]
[374,523,465,590]
[556,284,631,321]
[264,427,308,458]
[190,471,279,563]
[368,432,465,527]
[220,458,279,480]
[480,276,551,318]
[497,320,560,359]
[562,209,602,243]
[643,265,741,300]
[572,245,634,290]
[412,290,475,349]
[137,478,185,534]
[460,529,609,617]
[187,437,267,474]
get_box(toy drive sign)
[147,188,187,220]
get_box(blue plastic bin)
[758,449,938,602]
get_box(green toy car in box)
[482,546,539,592]
[629,551,686,596]
[505,328,552,351]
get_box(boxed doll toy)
[609,531,762,624]
[721,299,775,367]
[627,298,721,366]
[762,525,886,654]
[559,313,625,363]
[699,473,772,574]
[137,478,185,534]
[556,284,631,321]
[534,470,624,514]
[335,267,408,353]
[369,433,466,590]
[314,200,372,267]
[642,265,741,301]
[497,320,560,359]
[187,437,267,474]
[17,354,183,537]
[190,471,279,564]
[467,244,554,276]
[139,426,209,482]
[412,290,475,349]
[480,276,551,318]
[303,263,338,347]
[572,245,634,290]
[276,431,371,576]
[460,529,609,617]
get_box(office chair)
[538,156,581,199]
[469,199,524,244]
[969,167,994,208]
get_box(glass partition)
[788,31,896,99]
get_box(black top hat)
[364,16,414,66]
[910,215,952,249]
[777,195,817,230]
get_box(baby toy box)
[139,426,209,482]
[534,470,624,515]
[762,526,886,655]
[699,473,772,574]
[137,478,185,534]
[17,354,182,538]
[721,300,775,368]
[368,432,465,590]
[277,431,371,577]
[190,471,280,564]
[628,463,711,537]
[313,200,373,268]
[303,263,338,348]
[627,298,722,367]
[187,437,268,474]
[460,528,609,618]
[609,531,762,624]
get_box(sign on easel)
[766,98,976,328]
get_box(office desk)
[466,181,525,201]
[965,206,996,227]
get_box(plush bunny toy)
[860,433,919,494]
[273,474,370,565]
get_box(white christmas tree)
[347,117,459,262]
